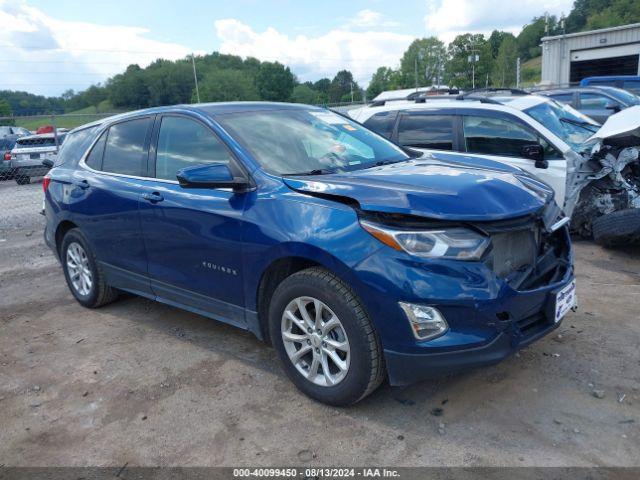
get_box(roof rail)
[463,87,530,96]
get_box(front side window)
[579,93,617,109]
[155,116,233,181]
[397,113,454,150]
[363,111,397,139]
[463,115,538,157]
[101,118,151,176]
[216,109,408,175]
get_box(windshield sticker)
[310,111,348,125]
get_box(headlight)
[360,220,489,260]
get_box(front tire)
[269,267,385,406]
[60,229,118,308]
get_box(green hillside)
[15,100,120,131]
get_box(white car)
[348,94,640,245]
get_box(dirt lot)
[0,179,639,467]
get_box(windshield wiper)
[283,168,335,176]
[560,117,599,132]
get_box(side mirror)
[605,102,621,113]
[176,163,250,191]
[521,144,548,169]
[42,158,54,168]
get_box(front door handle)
[73,179,90,189]
[142,192,164,203]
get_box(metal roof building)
[540,23,640,86]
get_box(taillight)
[3,151,10,161]
[42,175,51,192]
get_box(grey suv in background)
[537,86,640,123]
[10,133,66,184]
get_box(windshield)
[216,109,410,175]
[525,100,598,152]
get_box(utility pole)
[516,57,521,88]
[467,41,479,90]
[350,82,354,103]
[191,53,201,103]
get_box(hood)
[587,105,640,144]
[283,153,553,221]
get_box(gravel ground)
[0,179,639,467]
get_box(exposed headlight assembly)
[360,220,489,260]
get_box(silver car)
[10,133,66,184]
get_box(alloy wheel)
[66,242,93,296]
[281,296,350,387]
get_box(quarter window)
[101,118,151,176]
[155,116,233,181]
[463,116,538,157]
[85,132,106,170]
[397,113,454,150]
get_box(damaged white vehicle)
[350,95,640,246]
[517,99,640,246]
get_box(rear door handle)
[142,192,164,203]
[73,179,90,189]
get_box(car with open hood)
[43,103,575,405]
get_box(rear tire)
[60,228,119,308]
[15,175,30,185]
[269,267,385,406]
[592,209,640,247]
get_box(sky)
[0,0,575,97]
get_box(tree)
[197,69,259,102]
[492,34,518,86]
[83,85,108,107]
[0,99,13,125]
[291,84,319,104]
[399,37,447,88]
[255,62,295,101]
[145,60,193,106]
[366,67,402,99]
[313,78,331,104]
[108,64,148,108]
[329,70,357,103]
[586,0,640,29]
[516,16,558,61]
[444,34,493,90]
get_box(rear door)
[460,113,567,205]
[73,116,155,295]
[394,111,458,151]
[139,113,248,327]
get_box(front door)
[460,114,567,207]
[138,114,249,327]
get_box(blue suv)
[44,102,576,405]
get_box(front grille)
[16,138,57,147]
[490,229,536,278]
[480,213,570,290]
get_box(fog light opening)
[399,303,449,341]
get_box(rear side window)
[363,111,397,139]
[55,126,98,167]
[102,118,151,176]
[549,93,573,104]
[579,93,616,109]
[155,116,233,181]
[463,115,538,157]
[397,113,454,150]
